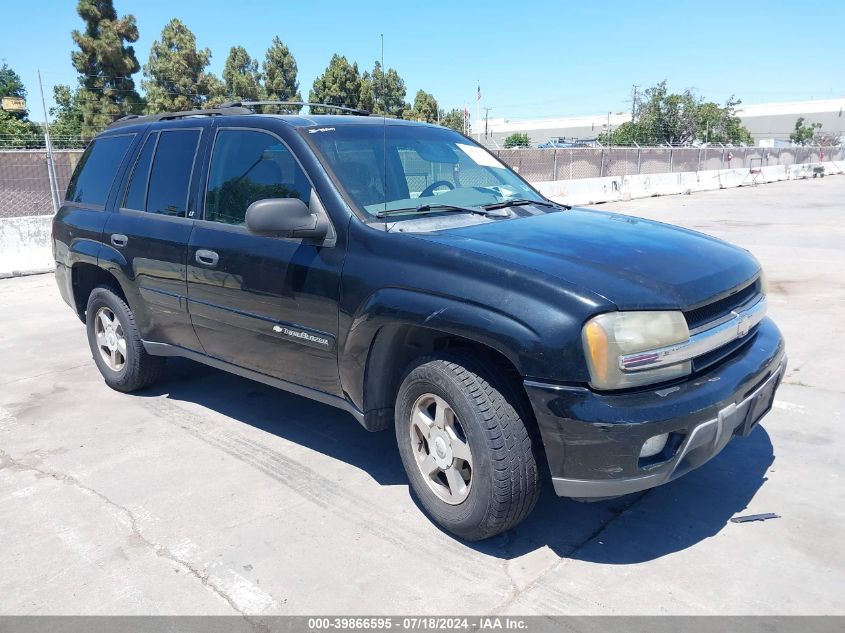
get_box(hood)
[414,208,760,310]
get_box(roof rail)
[106,105,253,129]
[222,100,370,116]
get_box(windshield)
[306,123,546,218]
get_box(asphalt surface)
[1,176,843,615]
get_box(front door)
[187,127,344,395]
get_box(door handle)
[110,234,128,247]
[195,249,219,267]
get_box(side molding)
[142,340,365,425]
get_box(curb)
[0,268,54,280]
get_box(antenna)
[381,33,388,219]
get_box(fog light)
[640,433,669,458]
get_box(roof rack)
[105,100,370,130]
[106,105,253,129]
[222,101,371,116]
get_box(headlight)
[758,270,768,295]
[582,311,691,390]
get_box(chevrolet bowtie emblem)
[736,313,752,338]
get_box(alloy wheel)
[93,306,127,372]
[409,393,473,504]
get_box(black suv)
[52,102,786,540]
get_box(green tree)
[202,75,227,108]
[71,0,144,136]
[600,81,753,146]
[440,108,469,133]
[49,84,86,147]
[504,132,531,148]
[626,81,699,145]
[309,54,363,112]
[142,18,217,113]
[357,71,375,114]
[0,63,43,147]
[0,110,43,148]
[789,117,822,145]
[696,96,752,144]
[599,121,640,145]
[411,90,438,123]
[222,46,261,101]
[262,36,302,110]
[361,61,408,117]
[0,63,28,119]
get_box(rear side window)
[65,134,135,206]
[205,129,312,225]
[123,133,157,210]
[122,129,200,217]
[146,129,201,217]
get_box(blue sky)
[4,0,844,121]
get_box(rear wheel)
[86,286,165,392]
[395,353,540,540]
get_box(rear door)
[187,125,344,395]
[103,123,206,350]
[54,133,137,306]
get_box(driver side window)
[205,129,312,225]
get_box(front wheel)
[395,353,540,540]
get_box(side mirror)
[245,198,328,239]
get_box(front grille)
[692,327,757,372]
[683,280,761,331]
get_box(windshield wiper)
[481,198,557,210]
[376,203,509,219]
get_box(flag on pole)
[475,84,481,141]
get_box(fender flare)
[93,243,136,299]
[339,287,544,414]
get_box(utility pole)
[38,70,60,214]
[484,107,492,139]
[630,84,640,121]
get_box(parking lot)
[1,175,843,616]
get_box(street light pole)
[38,70,60,214]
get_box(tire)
[395,352,540,540]
[85,286,165,392]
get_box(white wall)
[534,162,842,206]
[0,215,53,278]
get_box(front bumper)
[525,317,786,498]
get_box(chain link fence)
[0,145,842,220]
[0,150,82,219]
